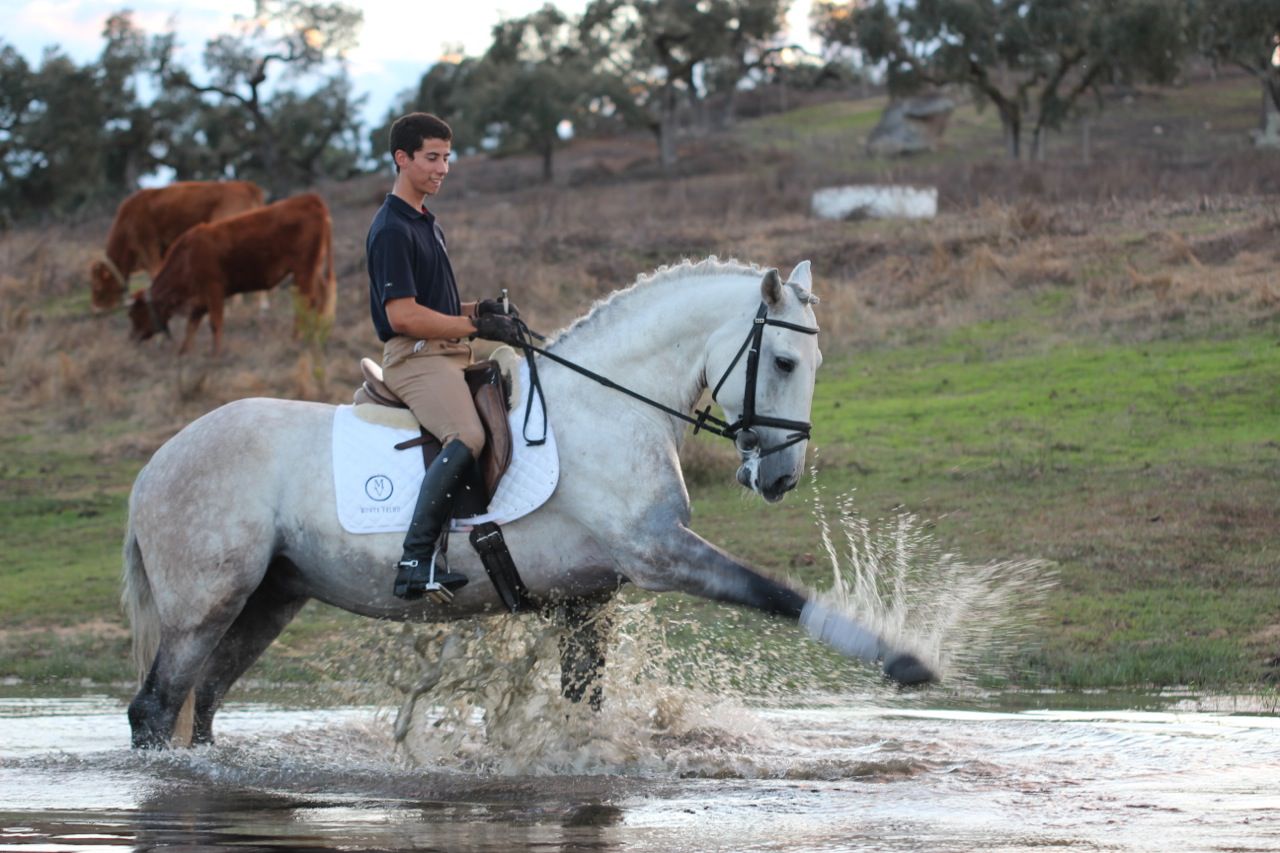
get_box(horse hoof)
[884,652,936,687]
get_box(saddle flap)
[376,358,514,502]
[465,362,514,497]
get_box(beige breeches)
[382,336,486,457]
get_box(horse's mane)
[551,256,766,344]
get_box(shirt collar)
[386,193,433,222]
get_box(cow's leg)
[554,593,614,710]
[292,252,325,339]
[207,290,227,356]
[178,308,206,355]
[190,565,309,745]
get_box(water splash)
[808,477,1057,689]
[371,476,1054,775]
[376,601,773,776]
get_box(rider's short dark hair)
[389,113,453,172]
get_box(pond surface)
[0,693,1277,852]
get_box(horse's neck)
[547,273,748,421]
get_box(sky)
[4,0,820,132]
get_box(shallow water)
[1,693,1277,852]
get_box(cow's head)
[89,259,126,311]
[128,290,169,342]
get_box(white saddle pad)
[332,360,557,534]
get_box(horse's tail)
[122,515,196,745]
[122,518,158,686]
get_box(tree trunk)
[1001,107,1021,160]
[541,140,554,183]
[658,84,680,169]
[984,92,1023,160]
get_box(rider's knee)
[456,425,486,459]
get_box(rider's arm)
[385,297,478,340]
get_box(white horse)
[122,258,934,749]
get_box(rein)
[508,301,819,459]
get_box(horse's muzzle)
[760,472,798,503]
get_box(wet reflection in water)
[1,695,1277,852]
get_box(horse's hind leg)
[128,625,233,749]
[127,530,275,748]
[555,594,614,711]
[191,563,309,745]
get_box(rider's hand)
[475,298,520,320]
[472,313,525,346]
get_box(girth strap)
[469,522,535,613]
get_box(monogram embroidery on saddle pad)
[332,358,558,534]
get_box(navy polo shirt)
[367,194,462,342]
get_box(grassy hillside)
[1,69,1277,695]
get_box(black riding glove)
[475,297,520,320]
[472,312,525,346]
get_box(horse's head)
[710,261,822,503]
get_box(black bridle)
[510,301,819,459]
[705,301,820,458]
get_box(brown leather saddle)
[354,357,513,501]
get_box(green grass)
[0,433,368,683]
[3,325,1276,691]
[813,331,1280,477]
[679,326,1280,690]
[0,439,134,627]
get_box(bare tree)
[155,0,364,193]
[815,0,1187,161]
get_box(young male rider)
[367,112,525,601]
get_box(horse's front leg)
[552,593,614,710]
[629,525,935,686]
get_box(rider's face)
[397,138,451,199]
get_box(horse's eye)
[775,356,796,374]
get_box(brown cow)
[128,193,337,356]
[90,180,265,310]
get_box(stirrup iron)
[394,539,468,604]
[422,542,456,605]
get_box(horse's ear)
[761,268,783,307]
[786,260,813,294]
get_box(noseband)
[509,301,819,459]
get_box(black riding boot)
[393,438,477,602]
